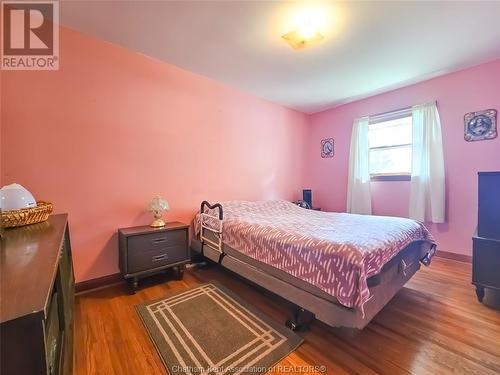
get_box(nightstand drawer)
[128,245,188,274]
[128,230,186,251]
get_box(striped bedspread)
[195,200,435,310]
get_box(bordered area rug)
[136,282,303,375]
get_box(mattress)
[196,200,435,310]
[200,233,429,307]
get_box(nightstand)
[292,201,321,211]
[118,222,190,293]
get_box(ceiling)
[60,1,500,114]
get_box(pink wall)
[1,28,308,282]
[306,60,500,256]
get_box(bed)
[191,200,436,330]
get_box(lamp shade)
[147,196,169,228]
[147,196,169,212]
[148,195,170,212]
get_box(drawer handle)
[152,254,168,262]
[151,238,167,244]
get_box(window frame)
[368,109,413,181]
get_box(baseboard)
[75,272,123,294]
[436,250,472,263]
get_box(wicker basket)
[1,202,53,228]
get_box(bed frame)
[193,201,434,330]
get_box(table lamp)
[147,196,169,228]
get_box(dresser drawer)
[473,236,500,288]
[128,245,188,274]
[128,230,186,251]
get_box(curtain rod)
[370,106,412,119]
[367,101,437,121]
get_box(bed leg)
[286,308,314,332]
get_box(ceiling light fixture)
[282,23,324,50]
[281,8,327,50]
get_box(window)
[368,114,412,179]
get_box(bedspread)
[195,200,435,310]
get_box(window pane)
[369,145,412,175]
[369,116,412,148]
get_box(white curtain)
[347,116,372,215]
[409,102,445,223]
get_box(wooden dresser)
[473,172,500,304]
[0,214,74,375]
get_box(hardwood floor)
[74,258,500,375]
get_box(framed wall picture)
[321,138,334,158]
[464,109,497,141]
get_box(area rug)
[136,282,303,375]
